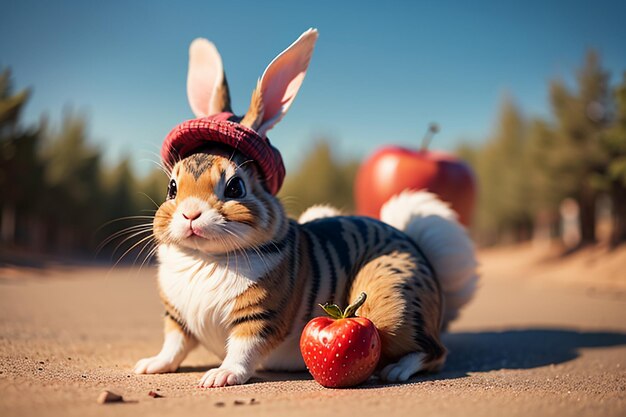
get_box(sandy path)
[0,248,625,417]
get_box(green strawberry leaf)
[319,303,343,320]
[319,292,368,319]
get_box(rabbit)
[134,28,478,387]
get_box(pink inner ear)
[257,29,318,133]
[187,38,223,118]
[261,61,307,121]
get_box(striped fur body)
[157,214,445,373]
[133,148,476,386]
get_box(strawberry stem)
[319,292,367,319]
[343,292,367,318]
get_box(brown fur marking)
[215,73,232,113]
[240,82,264,131]
[348,247,446,368]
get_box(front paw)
[198,365,250,388]
[134,356,178,374]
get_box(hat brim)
[161,115,285,195]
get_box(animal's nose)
[182,211,201,221]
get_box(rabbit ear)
[241,28,318,136]
[187,38,232,117]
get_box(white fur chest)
[157,244,275,359]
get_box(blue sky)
[2,0,625,175]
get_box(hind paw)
[380,352,426,382]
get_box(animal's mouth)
[183,226,224,244]
[186,227,210,240]
[177,222,249,251]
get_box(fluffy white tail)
[380,190,479,329]
[298,204,342,224]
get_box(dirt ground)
[0,244,625,417]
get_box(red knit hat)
[161,112,286,195]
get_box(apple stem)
[319,292,368,320]
[420,123,440,151]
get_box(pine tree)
[0,69,43,245]
[103,157,140,222]
[599,73,626,246]
[41,112,104,252]
[473,97,532,243]
[548,50,611,245]
[279,140,359,217]
[141,168,168,212]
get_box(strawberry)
[300,292,381,388]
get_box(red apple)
[354,125,476,226]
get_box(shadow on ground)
[177,365,313,384]
[439,328,626,377]
[205,328,626,387]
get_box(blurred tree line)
[279,141,359,216]
[0,65,356,260]
[458,51,626,248]
[0,69,167,260]
[2,48,625,260]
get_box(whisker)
[222,233,243,277]
[139,155,170,177]
[96,224,153,254]
[132,233,157,266]
[96,216,156,232]
[140,244,159,269]
[227,148,237,165]
[112,234,158,269]
[137,192,161,210]
[110,229,155,260]
[224,233,250,273]
[222,228,271,273]
[228,236,241,277]
[234,159,255,172]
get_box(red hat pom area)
[160,112,286,195]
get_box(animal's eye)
[224,177,246,199]
[167,179,177,200]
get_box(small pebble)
[97,390,123,404]
[148,391,163,398]
[214,402,225,407]
[234,400,245,406]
